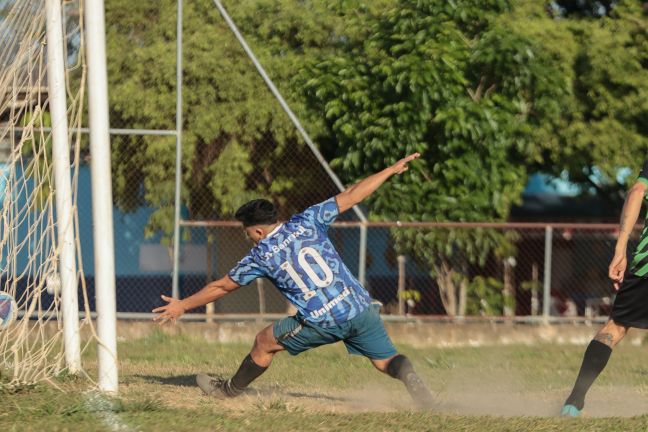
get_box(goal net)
[0,0,89,389]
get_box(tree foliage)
[509,0,648,201]
[105,0,350,237]
[299,0,564,315]
[103,0,647,230]
[100,0,647,314]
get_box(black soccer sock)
[225,354,268,397]
[564,340,613,410]
[387,354,414,380]
[387,355,434,407]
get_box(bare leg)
[198,324,284,397]
[592,319,628,348]
[370,355,396,373]
[250,324,286,367]
[226,324,285,394]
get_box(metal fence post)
[542,226,553,324]
[358,223,367,286]
[531,263,539,316]
[397,255,406,316]
[257,279,266,320]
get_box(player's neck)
[261,222,282,239]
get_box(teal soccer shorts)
[273,303,397,360]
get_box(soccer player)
[561,160,648,417]
[153,153,434,408]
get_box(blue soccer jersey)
[228,197,372,327]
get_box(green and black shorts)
[611,274,648,328]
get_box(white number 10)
[280,247,333,300]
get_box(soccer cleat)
[403,372,435,409]
[196,373,239,398]
[560,404,582,417]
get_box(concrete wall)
[107,320,645,348]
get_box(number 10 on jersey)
[280,247,334,300]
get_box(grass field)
[4,328,648,431]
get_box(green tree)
[105,0,354,238]
[507,0,648,203]
[299,0,565,316]
[99,0,647,314]
[465,276,504,317]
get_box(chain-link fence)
[66,131,630,323]
[159,221,631,322]
[74,190,632,321]
[54,0,633,323]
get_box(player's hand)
[152,295,186,324]
[608,253,627,291]
[390,152,421,175]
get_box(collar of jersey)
[266,223,284,239]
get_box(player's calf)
[562,320,627,414]
[386,354,434,409]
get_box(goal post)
[0,0,120,392]
[0,0,91,388]
[84,0,119,393]
[45,0,81,375]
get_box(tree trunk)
[436,260,457,317]
[458,276,467,318]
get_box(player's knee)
[608,320,629,338]
[386,354,414,380]
[253,331,269,351]
[595,320,628,348]
[370,358,390,373]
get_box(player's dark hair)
[235,199,278,227]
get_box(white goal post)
[84,0,118,393]
[45,0,81,375]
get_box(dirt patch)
[122,375,648,418]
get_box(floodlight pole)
[171,0,183,300]
[85,0,118,393]
[45,0,81,374]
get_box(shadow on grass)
[135,374,197,387]
[134,374,347,402]
[283,391,347,402]
[249,386,347,402]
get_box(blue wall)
[75,165,162,276]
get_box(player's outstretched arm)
[609,180,648,290]
[335,152,420,214]
[152,276,240,324]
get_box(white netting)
[0,0,89,389]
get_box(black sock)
[225,354,268,396]
[386,354,434,407]
[386,354,414,380]
[565,340,612,410]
